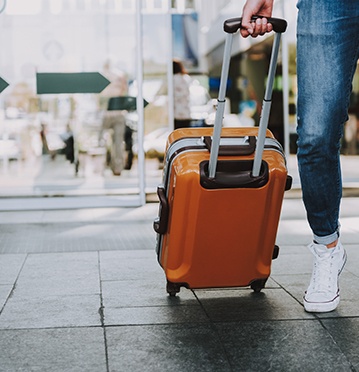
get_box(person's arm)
[240,0,274,38]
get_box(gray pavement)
[1,154,359,371]
[0,196,359,372]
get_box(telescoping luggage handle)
[208,16,287,179]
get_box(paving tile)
[0,285,12,310]
[0,222,156,254]
[280,199,307,220]
[343,244,359,276]
[342,217,359,232]
[102,280,198,308]
[0,254,26,284]
[0,327,107,372]
[16,277,101,298]
[106,324,231,372]
[39,206,157,224]
[104,305,209,326]
[97,203,159,222]
[0,211,44,224]
[19,251,100,275]
[0,294,101,329]
[40,208,127,224]
[271,249,312,276]
[269,274,308,305]
[215,320,352,371]
[321,318,359,370]
[261,277,281,288]
[101,250,155,260]
[0,204,159,225]
[194,288,314,321]
[99,250,163,281]
[340,198,359,217]
[276,219,312,246]
[13,252,100,297]
[273,244,308,255]
[341,229,359,245]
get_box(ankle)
[326,240,338,249]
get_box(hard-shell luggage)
[154,16,291,296]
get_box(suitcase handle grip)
[224,16,287,34]
[203,136,256,156]
[200,160,269,189]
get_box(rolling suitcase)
[154,16,291,296]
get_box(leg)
[296,0,359,312]
[297,0,359,243]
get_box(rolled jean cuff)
[313,229,340,246]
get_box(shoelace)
[310,247,336,293]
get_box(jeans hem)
[313,230,340,246]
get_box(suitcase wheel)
[166,281,181,297]
[250,279,268,293]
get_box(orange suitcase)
[154,17,291,296]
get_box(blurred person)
[40,123,57,160]
[241,0,359,313]
[101,100,126,176]
[61,124,74,164]
[101,59,128,99]
[100,62,133,172]
[40,123,49,155]
[173,59,192,129]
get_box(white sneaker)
[303,241,347,313]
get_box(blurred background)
[0,0,358,206]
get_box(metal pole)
[167,0,174,131]
[136,0,146,205]
[208,33,233,178]
[281,0,290,158]
[252,32,282,177]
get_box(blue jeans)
[296,0,359,245]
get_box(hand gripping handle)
[224,16,287,34]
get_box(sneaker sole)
[304,295,340,313]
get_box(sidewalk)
[0,197,359,371]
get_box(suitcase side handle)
[203,136,256,156]
[224,16,287,34]
[153,185,169,235]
